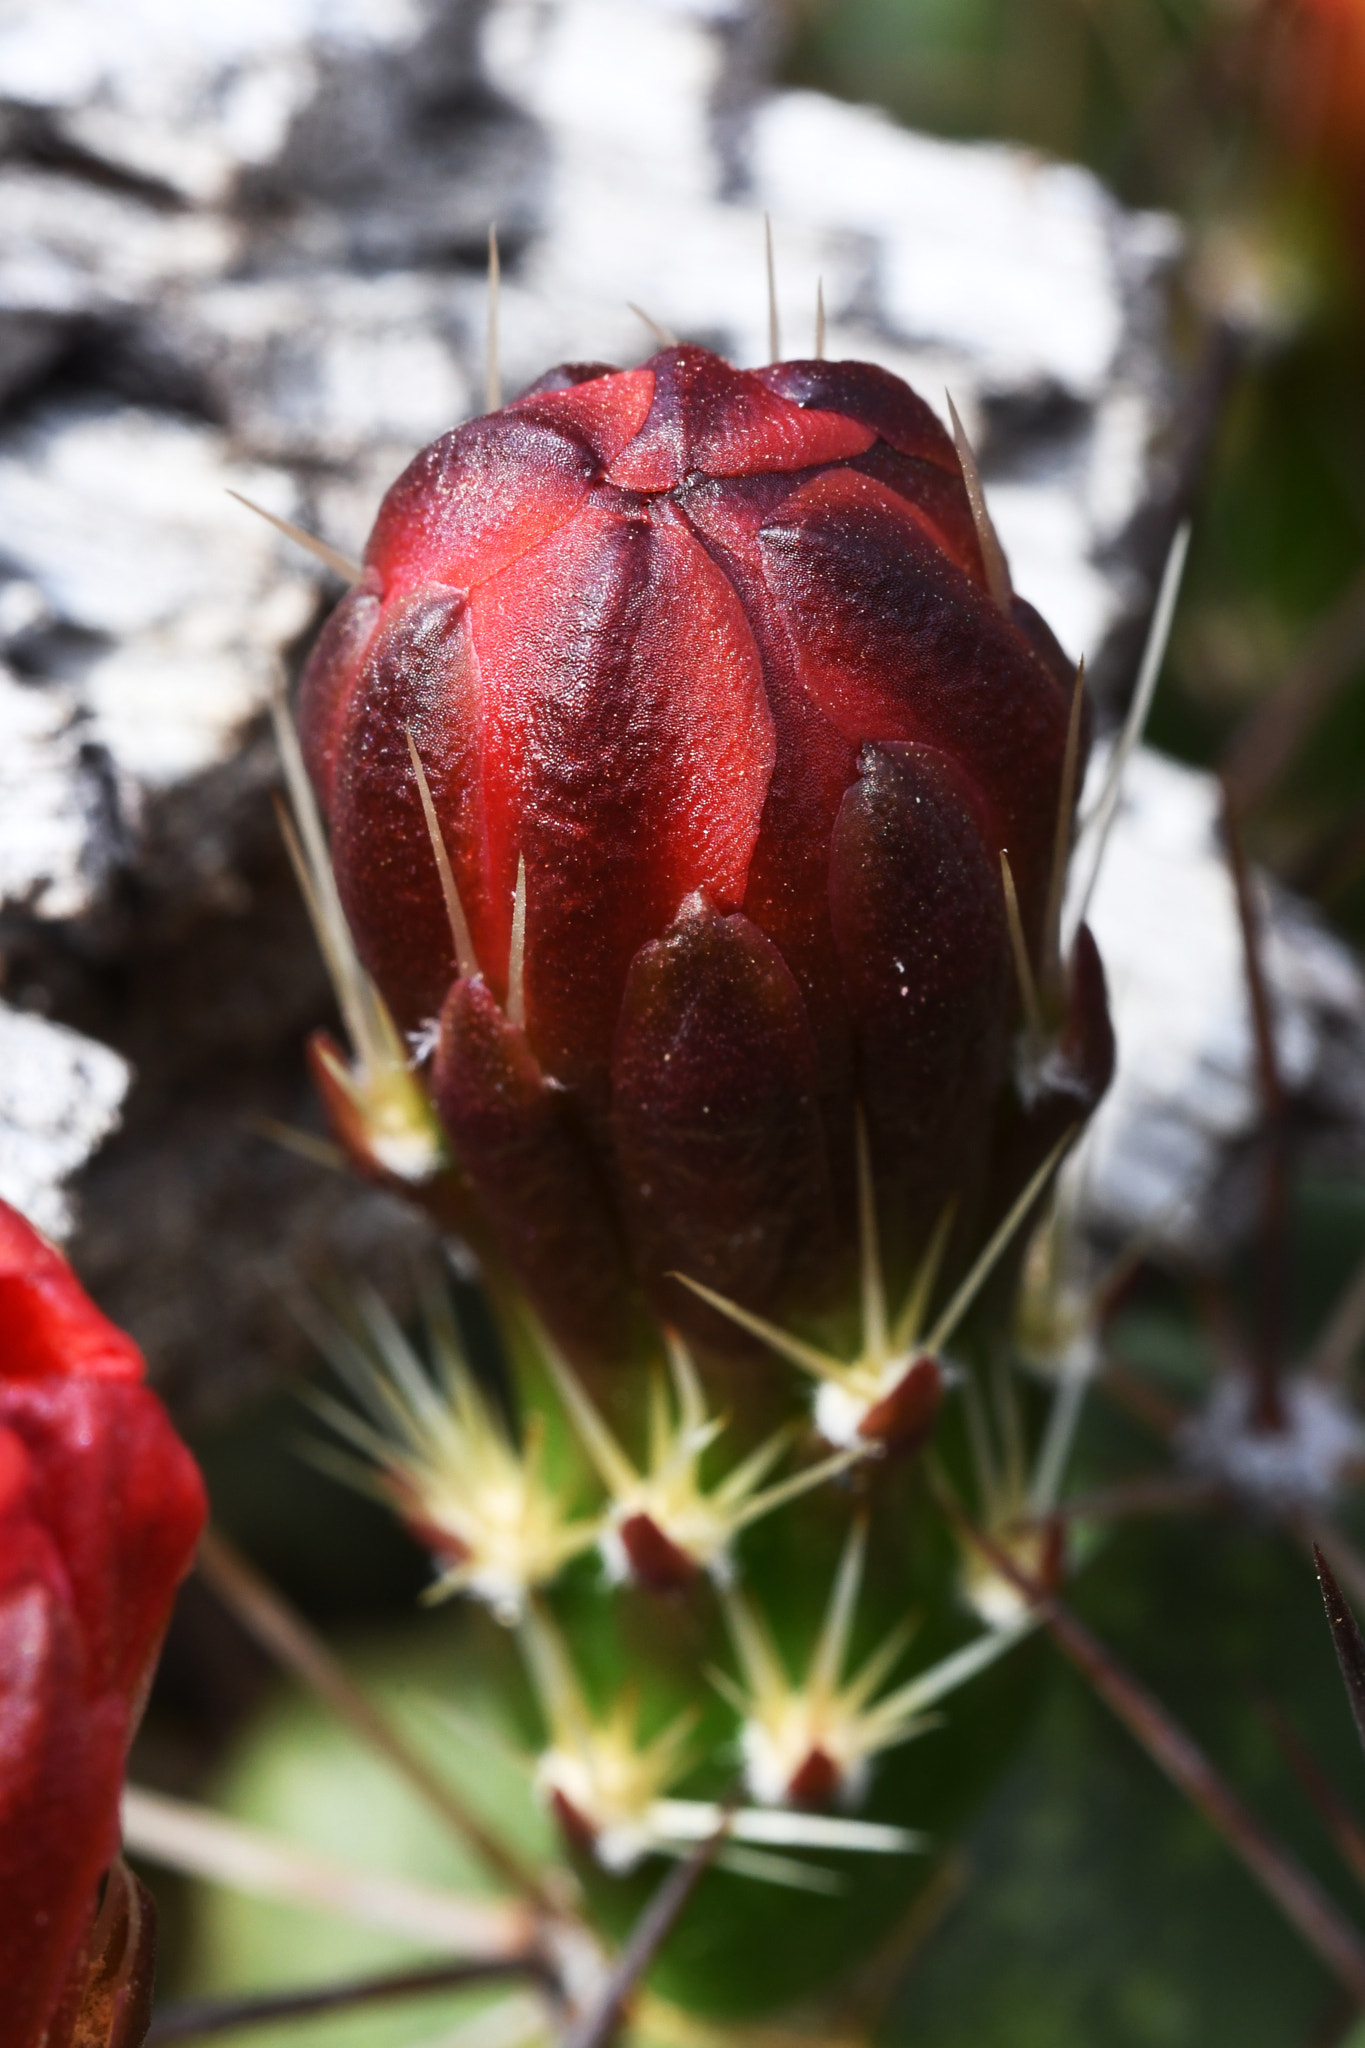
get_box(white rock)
[155,271,473,462]
[0,403,318,792]
[753,91,1154,401]
[0,663,106,920]
[1074,745,1365,1252]
[1180,1370,1365,1508]
[0,165,237,316]
[0,0,425,204]
[0,1003,130,1240]
[482,0,1178,670]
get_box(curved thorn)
[1000,849,1044,1039]
[507,855,527,1029]
[486,224,502,413]
[925,1131,1076,1357]
[945,392,1011,615]
[1072,519,1191,935]
[540,1341,638,1499]
[813,1516,867,1695]
[405,729,479,981]
[628,302,679,348]
[765,213,781,364]
[227,490,360,583]
[891,1203,956,1354]
[670,1274,844,1382]
[1044,659,1087,988]
[855,1109,888,1363]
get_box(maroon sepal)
[433,978,641,1368]
[549,1788,599,1859]
[1054,922,1116,1109]
[984,921,1116,1269]
[829,743,1012,1300]
[611,895,837,1347]
[305,1029,392,1187]
[857,1355,944,1455]
[616,1512,700,1594]
[785,1745,842,1810]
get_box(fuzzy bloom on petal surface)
[299,346,1108,1365]
[0,1200,206,2048]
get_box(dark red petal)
[330,586,482,1029]
[432,978,641,1367]
[0,1381,202,2048]
[844,443,986,583]
[508,367,656,468]
[756,358,985,579]
[470,500,774,1097]
[760,465,1070,930]
[365,411,600,601]
[828,743,1013,1288]
[296,577,382,812]
[0,1203,143,1384]
[607,346,873,493]
[611,896,836,1337]
[757,359,958,469]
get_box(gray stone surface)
[0,1000,129,1239]
[0,0,1349,1412]
[1077,745,1365,1257]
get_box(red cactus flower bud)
[0,1200,206,2048]
[1275,0,1365,213]
[299,346,1102,1363]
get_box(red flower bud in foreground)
[300,347,1108,1362]
[0,1200,206,2048]
[1276,0,1365,215]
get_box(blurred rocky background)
[1,0,1364,1424]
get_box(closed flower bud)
[299,346,1104,1365]
[0,1200,206,2048]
